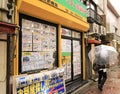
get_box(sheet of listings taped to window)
[21,19,57,72]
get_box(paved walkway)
[77,65,120,94]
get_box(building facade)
[1,0,120,93]
[12,0,90,94]
[80,0,120,80]
[106,0,120,65]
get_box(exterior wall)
[92,0,98,5]
[0,0,8,22]
[106,7,118,33]
[97,0,104,15]
[106,0,120,66]
[103,0,107,15]
[97,0,120,35]
[0,0,15,23]
[0,41,7,94]
[118,17,120,35]
[97,0,107,16]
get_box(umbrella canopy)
[88,45,119,65]
[93,55,107,65]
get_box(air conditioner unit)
[100,26,106,35]
[93,23,98,33]
[103,27,106,35]
[100,26,103,35]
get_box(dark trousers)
[98,70,107,88]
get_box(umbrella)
[88,45,119,65]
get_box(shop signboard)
[13,68,66,94]
[39,0,87,21]
[54,0,87,19]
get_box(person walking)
[97,63,107,91]
[89,44,118,92]
[93,56,107,91]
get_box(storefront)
[15,0,89,93]
[61,27,83,93]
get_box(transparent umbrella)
[88,45,119,65]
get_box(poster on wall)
[49,26,56,51]
[22,52,45,72]
[22,28,32,51]
[21,18,57,72]
[73,40,81,76]
[40,24,50,51]
[22,19,32,28]
[33,29,41,51]
[13,68,66,94]
[72,31,80,38]
[61,28,71,37]
[44,52,55,69]
[62,39,71,53]
[61,39,71,80]
[22,19,33,51]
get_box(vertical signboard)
[13,68,66,94]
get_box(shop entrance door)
[61,39,82,82]
[61,28,82,93]
[0,41,7,94]
[62,39,72,81]
[73,40,81,79]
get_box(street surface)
[79,65,120,94]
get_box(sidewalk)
[71,65,120,94]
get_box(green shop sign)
[54,0,87,19]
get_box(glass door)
[61,39,72,81]
[73,40,81,79]
[61,27,82,82]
